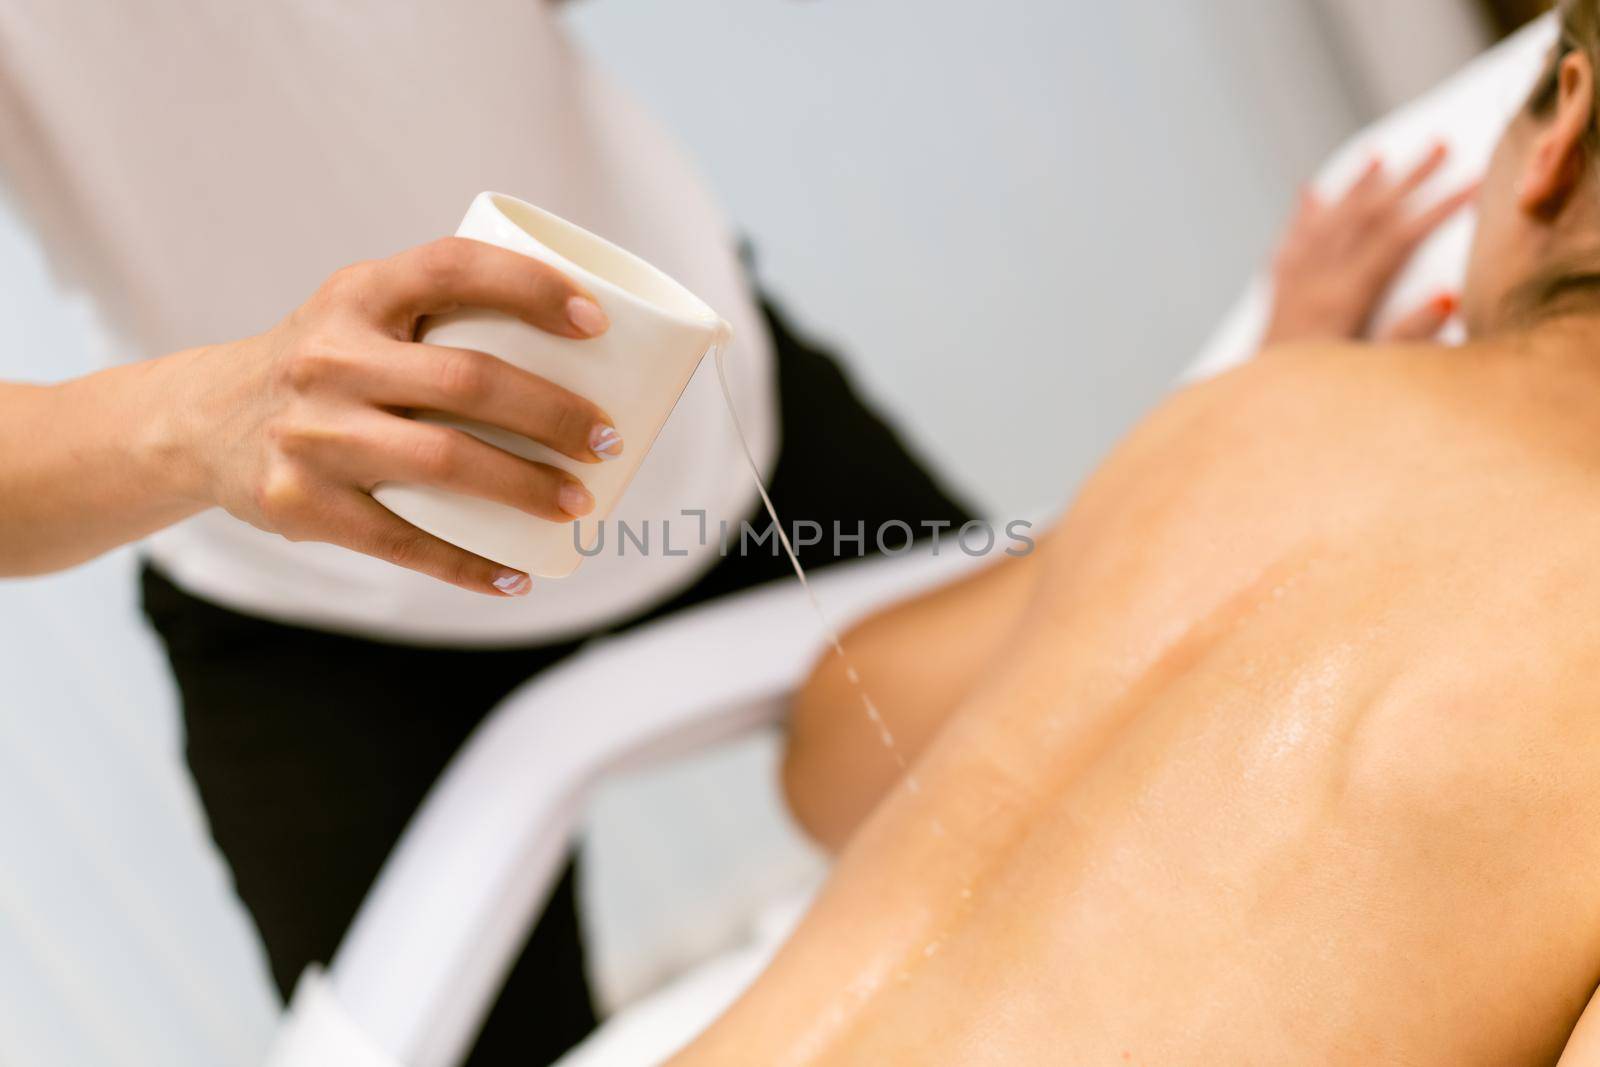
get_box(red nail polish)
[1432,292,1459,316]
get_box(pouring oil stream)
[712,335,926,800]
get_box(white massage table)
[264,13,1561,1066]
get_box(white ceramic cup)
[372,192,732,578]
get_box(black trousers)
[141,298,972,1066]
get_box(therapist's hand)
[1262,143,1479,348]
[172,237,622,597]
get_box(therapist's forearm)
[0,237,625,593]
[0,351,207,575]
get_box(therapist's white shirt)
[0,0,778,644]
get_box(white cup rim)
[478,192,728,337]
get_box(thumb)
[1381,292,1459,342]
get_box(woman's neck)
[1491,234,1600,335]
[1490,307,1600,380]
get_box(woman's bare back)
[676,337,1600,1066]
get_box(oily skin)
[674,50,1600,1067]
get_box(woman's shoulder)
[1178,338,1503,419]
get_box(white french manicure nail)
[492,571,532,596]
[589,424,624,460]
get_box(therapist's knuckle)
[379,527,435,571]
[408,426,463,480]
[255,462,313,529]
[319,261,374,308]
[435,347,493,405]
[526,257,574,297]
[280,337,343,395]
[415,237,474,289]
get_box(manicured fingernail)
[558,482,595,518]
[492,570,532,597]
[566,296,609,337]
[1433,292,1459,316]
[589,424,624,460]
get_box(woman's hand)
[1262,144,1479,348]
[172,237,623,596]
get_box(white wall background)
[0,1,1491,1062]
[1322,0,1493,114]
